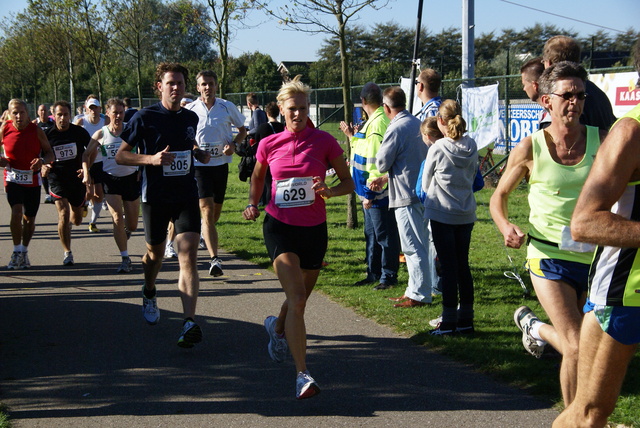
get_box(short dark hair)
[155,62,189,85]
[123,97,132,107]
[538,61,588,96]
[196,70,217,83]
[246,92,258,105]
[418,68,441,94]
[543,36,581,65]
[520,57,545,81]
[105,97,125,111]
[265,101,279,118]
[382,86,406,109]
[53,100,72,114]
[360,82,383,106]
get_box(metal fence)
[227,65,633,144]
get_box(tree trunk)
[338,22,358,229]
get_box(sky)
[0,0,638,64]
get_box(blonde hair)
[420,116,443,139]
[438,99,466,140]
[276,75,311,105]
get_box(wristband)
[246,204,258,210]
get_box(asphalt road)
[0,194,558,427]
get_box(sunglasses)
[415,79,421,85]
[550,91,587,101]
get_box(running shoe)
[102,201,108,211]
[429,322,457,336]
[264,315,288,362]
[514,305,546,358]
[7,251,23,269]
[44,194,54,204]
[429,315,443,328]
[21,251,30,269]
[177,319,203,348]
[63,251,74,266]
[142,286,160,325]
[164,242,177,258]
[88,223,100,233]
[116,257,133,273]
[125,227,132,240]
[82,205,88,218]
[209,257,223,277]
[296,371,320,400]
[199,236,207,250]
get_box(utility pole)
[462,0,475,88]
[408,0,424,114]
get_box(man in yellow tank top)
[490,61,607,407]
[554,40,640,428]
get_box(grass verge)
[218,157,639,427]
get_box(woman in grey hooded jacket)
[422,99,478,336]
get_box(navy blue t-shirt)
[120,102,199,204]
[46,124,91,184]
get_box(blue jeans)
[363,205,399,285]
[394,203,432,303]
[430,220,474,322]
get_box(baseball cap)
[86,98,101,108]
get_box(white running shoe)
[177,319,203,348]
[296,371,320,399]
[429,315,443,328]
[142,286,160,325]
[63,251,74,266]
[164,242,177,259]
[514,306,546,358]
[21,251,30,269]
[209,257,223,277]
[198,236,207,250]
[7,251,23,269]
[116,257,133,273]
[264,316,289,362]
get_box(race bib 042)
[199,141,225,158]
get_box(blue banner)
[494,103,543,154]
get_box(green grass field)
[219,158,640,427]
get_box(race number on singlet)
[199,141,225,158]
[163,150,191,176]
[274,176,315,208]
[103,142,121,160]
[53,142,77,161]
[6,168,34,185]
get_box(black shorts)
[263,213,327,270]
[195,164,228,203]
[5,182,41,218]
[90,161,105,184]
[49,178,86,208]
[103,172,141,201]
[141,200,201,246]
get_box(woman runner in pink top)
[243,76,354,399]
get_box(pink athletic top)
[257,126,343,227]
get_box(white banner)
[462,83,502,150]
[400,77,423,114]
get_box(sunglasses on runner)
[550,91,588,101]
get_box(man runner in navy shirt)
[116,62,210,348]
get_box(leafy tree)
[156,0,217,64]
[255,0,391,229]
[104,0,160,106]
[195,0,252,98]
[243,52,281,92]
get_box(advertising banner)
[590,71,640,118]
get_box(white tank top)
[100,126,137,177]
[82,115,105,163]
